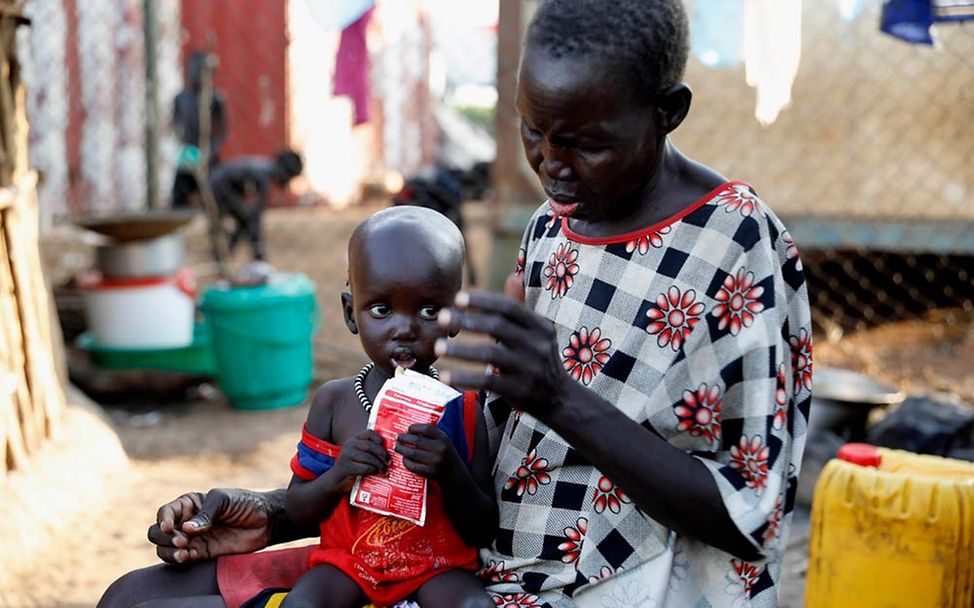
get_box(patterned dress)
[480,182,812,608]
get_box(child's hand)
[395,424,460,479]
[332,430,390,492]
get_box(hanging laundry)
[837,0,869,21]
[691,0,744,69]
[881,0,936,44]
[933,0,974,21]
[301,0,375,31]
[333,7,375,125]
[743,0,803,126]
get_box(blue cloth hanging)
[881,0,935,44]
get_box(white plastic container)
[79,268,196,348]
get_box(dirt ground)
[2,202,972,607]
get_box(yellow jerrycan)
[806,443,974,608]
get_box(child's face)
[516,44,663,224]
[345,243,460,379]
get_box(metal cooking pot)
[808,367,906,441]
[96,233,185,279]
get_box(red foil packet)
[350,369,461,526]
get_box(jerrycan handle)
[837,443,881,468]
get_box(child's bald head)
[347,206,465,296]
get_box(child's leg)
[413,569,494,608]
[280,563,367,608]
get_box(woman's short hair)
[526,0,690,104]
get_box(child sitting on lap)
[280,206,497,608]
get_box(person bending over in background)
[208,150,302,261]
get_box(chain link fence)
[674,2,974,337]
[668,1,974,406]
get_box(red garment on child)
[291,428,479,606]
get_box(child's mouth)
[391,352,417,370]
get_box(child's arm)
[396,407,499,547]
[285,383,390,528]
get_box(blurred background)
[0,0,972,606]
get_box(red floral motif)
[732,559,763,597]
[713,267,765,336]
[480,559,519,583]
[558,517,588,566]
[789,328,813,394]
[542,243,580,298]
[562,326,612,386]
[715,184,762,217]
[782,230,802,270]
[544,208,558,230]
[592,475,631,514]
[763,495,784,546]
[730,435,771,493]
[504,449,552,497]
[514,248,526,277]
[646,286,706,351]
[625,226,672,255]
[674,383,722,446]
[773,364,788,430]
[588,565,619,583]
[492,592,544,608]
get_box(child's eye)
[418,305,439,321]
[367,304,391,318]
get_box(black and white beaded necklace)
[353,362,438,412]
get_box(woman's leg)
[280,563,366,608]
[134,596,225,608]
[413,569,494,608]
[97,560,220,608]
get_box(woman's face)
[516,45,664,225]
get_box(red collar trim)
[561,180,753,245]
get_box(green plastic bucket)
[199,274,319,410]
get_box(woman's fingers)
[156,493,203,534]
[435,339,519,370]
[439,368,522,398]
[458,290,539,327]
[437,308,525,346]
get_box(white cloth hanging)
[743,0,803,125]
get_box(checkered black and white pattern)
[480,183,812,608]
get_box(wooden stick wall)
[0,5,66,479]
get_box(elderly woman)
[100,1,810,607]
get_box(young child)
[281,205,496,608]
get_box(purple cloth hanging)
[333,7,374,125]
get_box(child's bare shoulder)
[305,377,357,439]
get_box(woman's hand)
[435,288,571,419]
[396,424,462,479]
[331,430,390,492]
[148,489,275,564]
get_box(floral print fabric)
[481,182,812,607]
